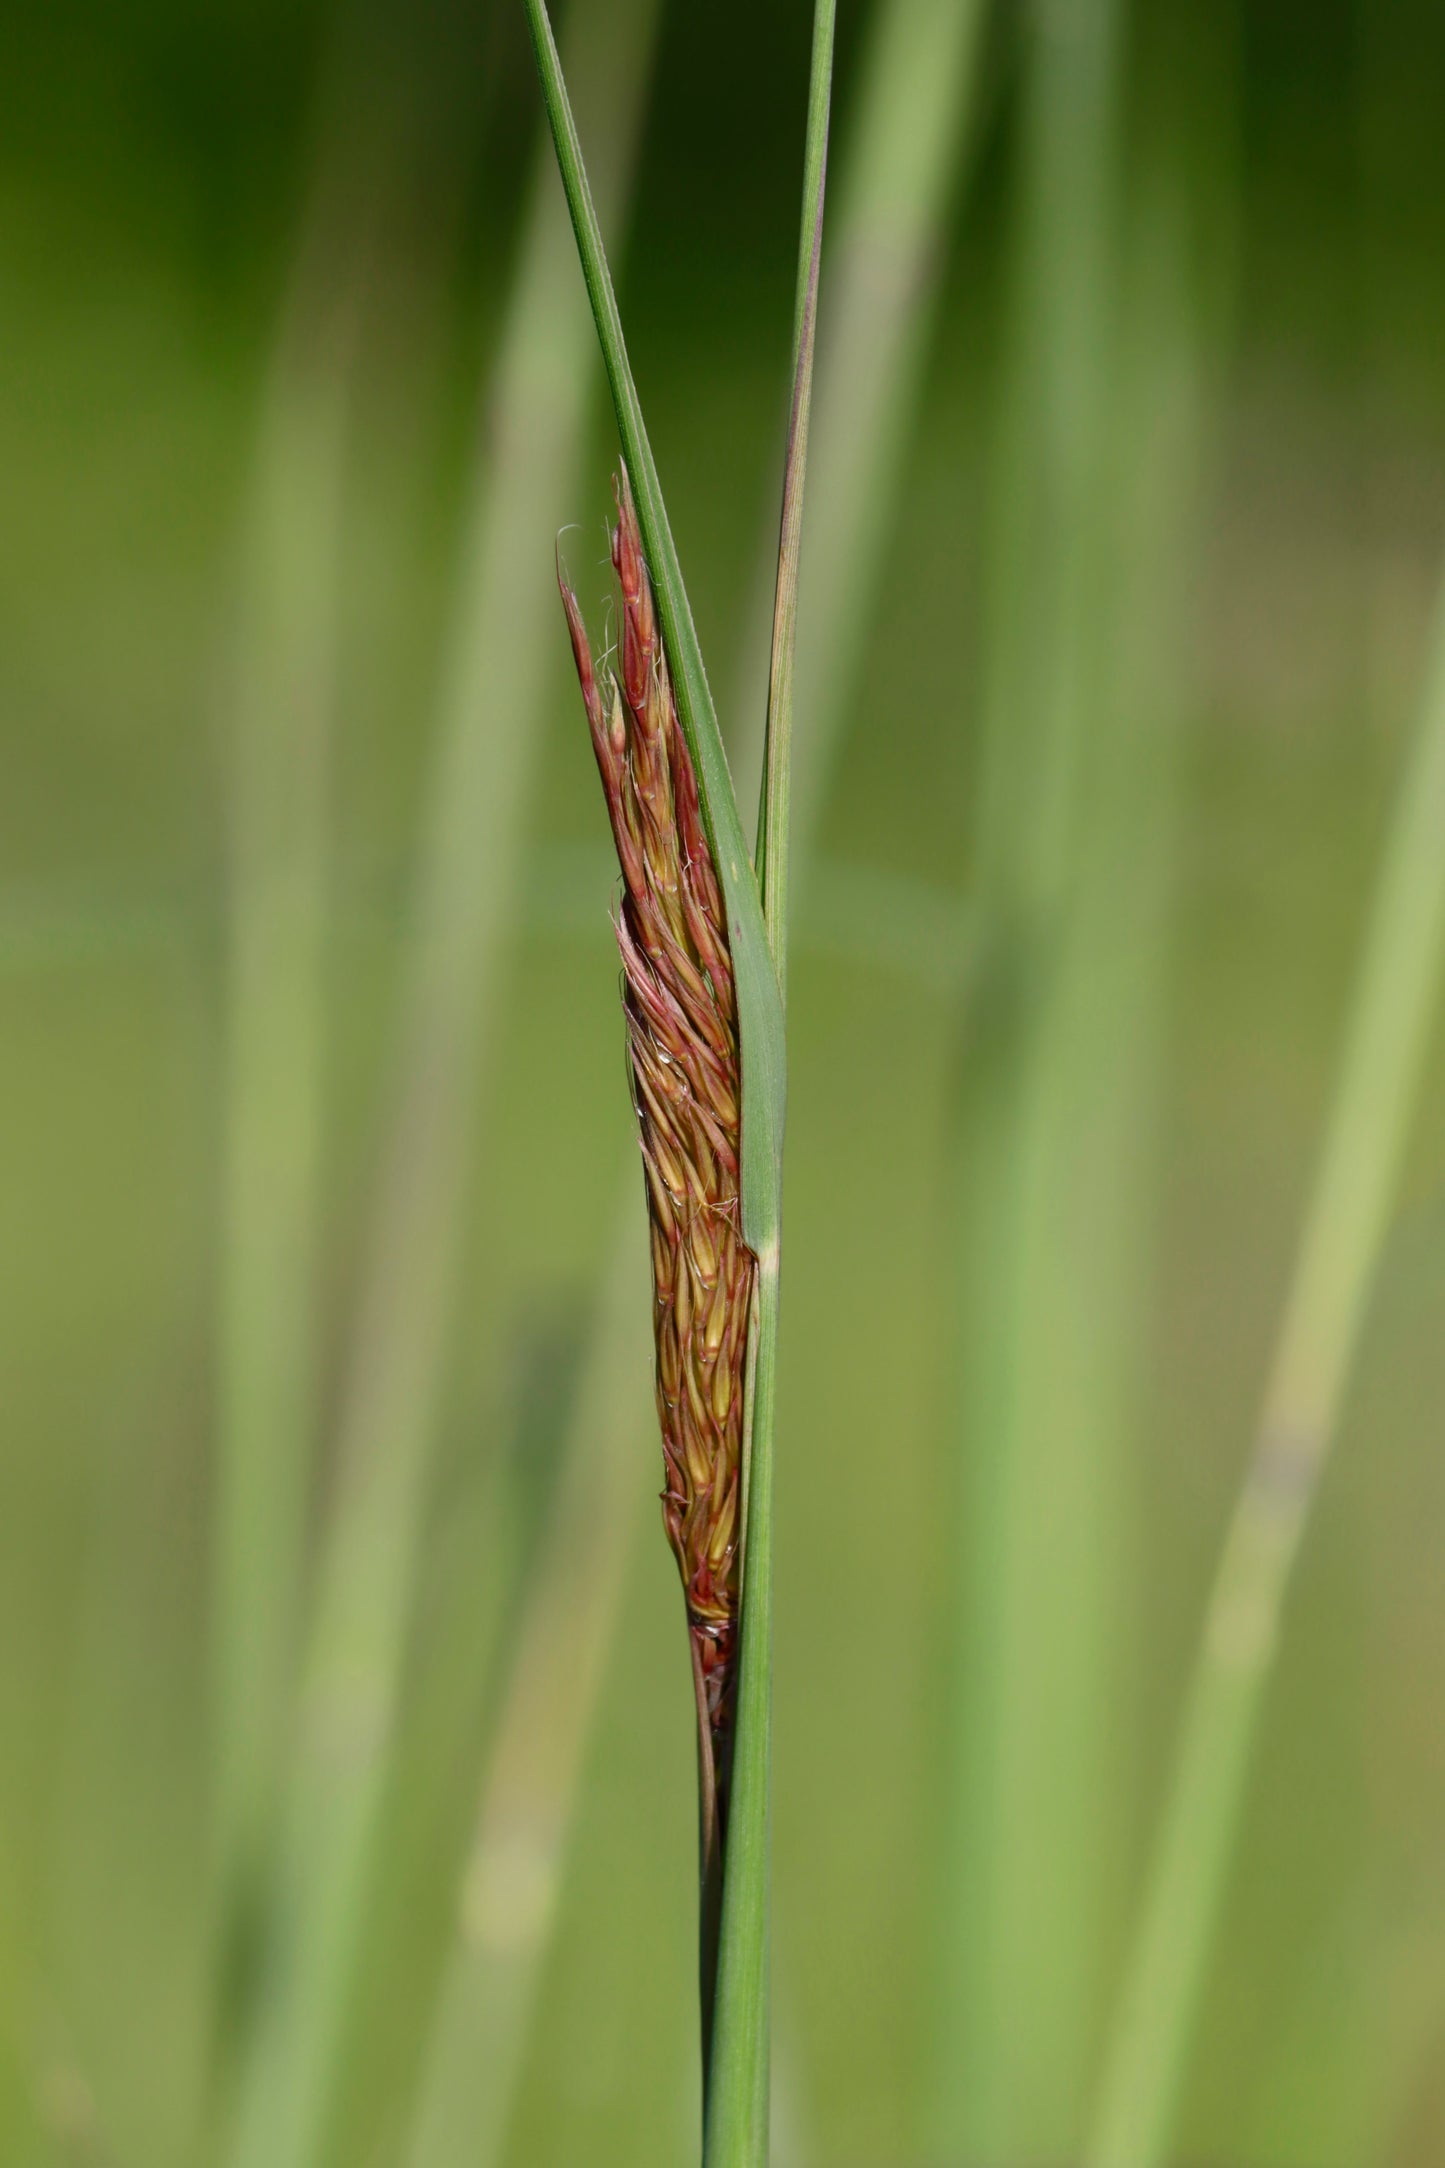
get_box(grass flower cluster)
[559,471,754,1873]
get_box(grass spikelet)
[559,469,754,1890]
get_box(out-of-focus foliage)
[3,1,1445,2164]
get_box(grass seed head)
[559,466,755,1793]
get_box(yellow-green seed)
[709,1354,732,1423]
[704,1272,729,1358]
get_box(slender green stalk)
[213,181,357,1972]
[524,5,833,2155]
[740,0,987,855]
[707,8,832,2157]
[754,0,835,988]
[1085,567,1445,2168]
[222,9,660,2165]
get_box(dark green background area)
[3,1,1445,2163]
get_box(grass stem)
[523,5,835,2154]
[705,8,832,2158]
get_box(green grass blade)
[713,30,988,2123]
[222,7,661,2162]
[934,0,1135,2153]
[754,0,836,988]
[1084,564,1445,2168]
[739,0,988,859]
[523,6,836,2155]
[213,185,358,1980]
[522,0,785,1250]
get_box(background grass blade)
[932,1,1238,2153]
[403,1211,652,2168]
[933,0,1135,2153]
[212,126,362,1999]
[1084,554,1445,2168]
[222,6,661,2163]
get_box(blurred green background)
[4,0,1445,2163]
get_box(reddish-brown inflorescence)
[559,467,753,1827]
